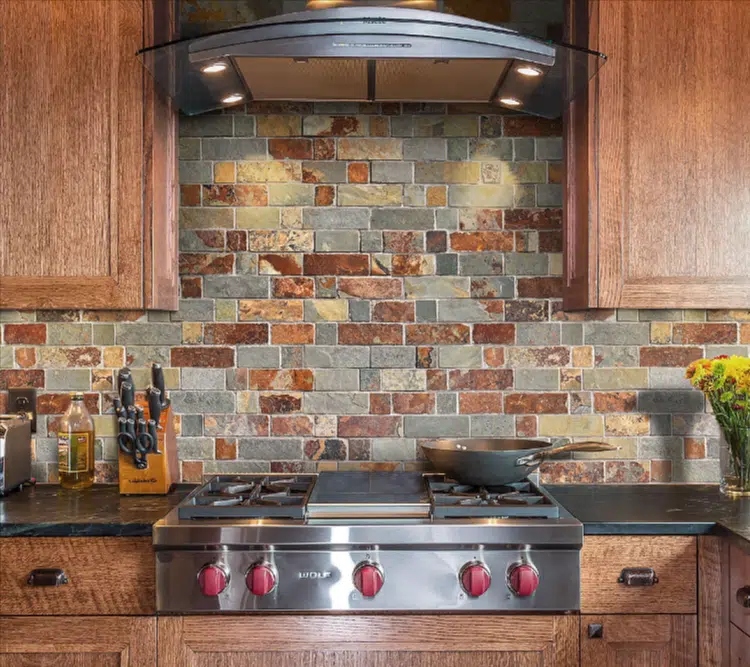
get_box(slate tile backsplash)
[0,101,741,484]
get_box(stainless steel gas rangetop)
[154,472,582,614]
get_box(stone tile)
[116,323,182,345]
[437,300,503,322]
[171,391,235,414]
[304,392,369,414]
[470,415,515,437]
[504,253,549,275]
[381,369,425,391]
[303,208,371,230]
[170,300,215,322]
[239,438,303,460]
[371,162,414,183]
[314,370,359,391]
[415,301,437,322]
[403,138,447,161]
[638,391,704,414]
[437,346,482,368]
[448,185,514,207]
[584,323,650,345]
[181,368,226,390]
[370,208,434,230]
[515,369,559,390]
[46,369,90,390]
[404,277,470,299]
[372,438,417,461]
[516,324,561,345]
[47,324,92,345]
[203,276,269,299]
[403,415,470,437]
[304,346,370,368]
[648,368,692,389]
[539,415,604,437]
[237,346,281,368]
[315,230,360,252]
[458,253,504,275]
[583,368,649,390]
[202,138,267,160]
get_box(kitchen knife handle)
[148,387,162,428]
[147,419,161,454]
[152,363,166,406]
[116,368,131,395]
[135,406,145,423]
[120,381,135,409]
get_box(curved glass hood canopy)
[138,6,605,118]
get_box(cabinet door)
[159,615,578,667]
[0,0,177,310]
[0,616,156,667]
[581,615,696,666]
[565,0,750,308]
[731,624,750,667]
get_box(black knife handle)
[120,381,135,409]
[112,396,122,413]
[126,405,137,423]
[116,368,132,395]
[148,387,162,428]
[135,406,145,423]
[126,418,136,439]
[147,419,161,454]
[152,363,166,406]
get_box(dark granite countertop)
[0,484,191,537]
[545,484,750,542]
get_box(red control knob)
[198,564,228,596]
[353,563,384,598]
[461,563,491,597]
[246,564,277,596]
[508,564,539,597]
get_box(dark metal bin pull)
[737,586,750,608]
[617,567,658,586]
[587,623,604,639]
[27,568,69,587]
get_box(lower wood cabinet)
[731,623,750,666]
[581,615,697,666]
[158,615,579,666]
[0,616,156,666]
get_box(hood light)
[499,97,521,107]
[201,62,228,74]
[221,94,244,104]
[517,65,542,77]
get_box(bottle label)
[58,433,90,473]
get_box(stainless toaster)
[0,414,32,495]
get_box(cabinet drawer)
[730,623,750,667]
[581,536,697,614]
[730,539,750,636]
[0,537,154,615]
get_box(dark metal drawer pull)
[737,586,750,608]
[588,623,604,639]
[617,567,658,586]
[27,568,69,587]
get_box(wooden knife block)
[118,402,178,495]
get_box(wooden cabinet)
[565,0,750,308]
[730,538,750,637]
[157,615,579,666]
[731,623,750,666]
[0,0,177,310]
[581,615,696,666]
[0,616,156,666]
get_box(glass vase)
[719,426,750,496]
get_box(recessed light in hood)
[138,6,605,118]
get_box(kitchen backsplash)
[0,102,741,485]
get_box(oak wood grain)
[0,0,144,309]
[581,614,697,666]
[566,0,750,308]
[698,535,730,667]
[730,538,750,637]
[158,615,578,667]
[581,536,697,614]
[0,616,156,666]
[730,623,750,667]
[0,537,154,615]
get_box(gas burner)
[178,474,316,519]
[427,476,559,519]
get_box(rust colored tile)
[458,208,503,230]
[416,346,435,369]
[593,392,637,413]
[304,254,370,276]
[406,324,470,345]
[539,461,604,484]
[393,393,434,414]
[239,300,304,321]
[273,277,315,298]
[505,300,548,322]
[171,347,234,368]
[81,311,144,322]
[249,370,314,391]
[450,232,513,252]
[15,348,36,368]
[425,230,447,253]
[338,416,401,437]
[269,138,313,159]
[449,369,513,391]
[180,184,201,206]
[4,323,46,344]
[313,138,336,160]
[338,278,402,299]
[272,416,314,436]
[181,460,204,483]
[369,116,390,137]
[179,253,234,275]
[370,393,392,415]
[372,301,415,322]
[426,369,447,391]
[639,346,704,367]
[472,323,516,344]
[605,461,650,483]
[37,393,99,415]
[204,323,268,345]
[383,231,423,254]
[538,230,563,252]
[459,392,503,414]
[517,277,563,298]
[515,415,537,437]
[260,393,302,414]
[426,186,447,207]
[684,437,706,459]
[226,230,247,252]
[392,255,433,276]
[673,323,737,344]
[272,324,315,344]
[347,162,369,183]
[650,460,672,482]
[503,116,562,136]
[504,208,562,230]
[259,254,303,275]
[202,184,268,206]
[339,323,402,345]
[484,347,505,367]
[181,276,202,298]
[215,438,237,460]
[504,393,568,414]
[305,438,347,460]
[315,185,335,206]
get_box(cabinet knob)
[737,586,750,608]
[617,567,658,586]
[27,568,68,587]
[588,623,604,639]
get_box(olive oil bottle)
[58,393,95,489]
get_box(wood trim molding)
[698,535,730,667]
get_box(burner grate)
[178,475,316,519]
[427,476,560,519]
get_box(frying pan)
[421,439,618,486]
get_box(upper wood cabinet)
[565,0,750,309]
[0,0,178,310]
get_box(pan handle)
[515,441,619,467]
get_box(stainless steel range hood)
[139,6,605,118]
